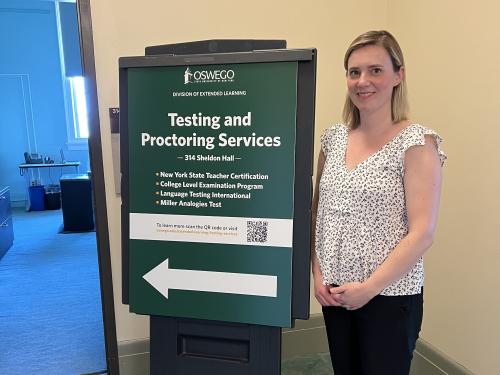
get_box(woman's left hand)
[329,282,377,310]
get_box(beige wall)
[90,1,499,374]
[388,1,500,374]
[90,0,386,342]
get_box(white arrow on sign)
[143,259,278,298]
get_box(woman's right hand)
[314,276,342,307]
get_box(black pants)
[322,292,423,375]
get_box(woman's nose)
[357,72,370,86]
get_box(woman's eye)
[371,68,383,74]
[348,70,360,78]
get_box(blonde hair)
[342,30,409,129]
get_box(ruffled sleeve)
[401,125,447,167]
[320,124,342,156]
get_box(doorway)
[0,0,118,373]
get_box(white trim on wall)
[0,73,40,184]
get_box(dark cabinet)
[0,186,14,260]
[60,174,94,231]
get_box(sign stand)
[150,316,280,374]
[120,40,316,374]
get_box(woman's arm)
[332,135,443,309]
[311,150,342,307]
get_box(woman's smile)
[356,91,376,98]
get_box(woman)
[311,30,446,374]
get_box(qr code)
[247,220,268,243]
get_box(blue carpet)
[0,208,107,375]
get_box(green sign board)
[127,61,298,327]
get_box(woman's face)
[346,44,403,116]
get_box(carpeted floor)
[0,208,107,375]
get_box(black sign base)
[150,316,281,375]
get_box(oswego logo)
[184,67,193,84]
[184,67,235,84]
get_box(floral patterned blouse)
[315,123,446,296]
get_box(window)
[55,1,88,150]
[68,76,89,139]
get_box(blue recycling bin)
[29,185,45,211]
